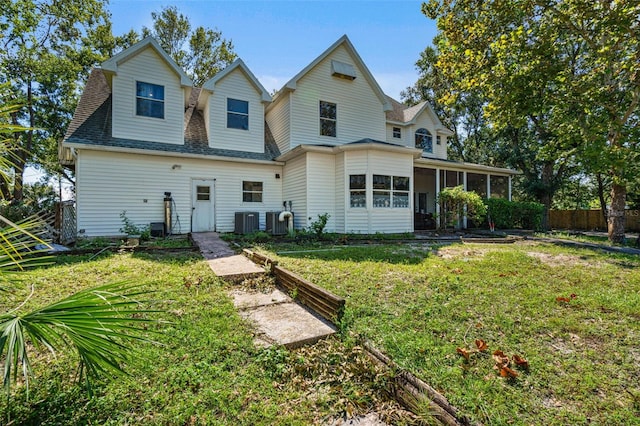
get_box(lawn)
[261,240,640,425]
[0,251,406,425]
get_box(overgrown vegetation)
[0,252,411,424]
[486,198,545,230]
[309,213,331,238]
[119,210,150,240]
[264,241,640,425]
[437,185,487,229]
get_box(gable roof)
[101,37,193,87]
[385,96,454,136]
[272,35,391,111]
[202,59,271,103]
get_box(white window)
[227,98,249,130]
[242,181,262,202]
[320,101,336,137]
[349,174,366,208]
[393,127,401,139]
[415,128,433,152]
[136,81,164,119]
[373,175,410,208]
[436,135,442,145]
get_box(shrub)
[119,211,150,240]
[486,198,545,230]
[437,186,487,229]
[309,213,330,238]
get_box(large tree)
[424,0,640,243]
[0,0,117,201]
[139,6,237,86]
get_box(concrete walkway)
[191,232,336,348]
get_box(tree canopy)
[423,0,640,242]
[0,0,115,200]
[139,6,237,86]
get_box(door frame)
[191,178,216,232]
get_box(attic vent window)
[331,60,356,80]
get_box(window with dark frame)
[136,81,164,119]
[373,175,410,208]
[196,186,210,201]
[393,127,401,139]
[319,100,337,137]
[227,98,249,130]
[349,174,366,208]
[242,181,263,202]
[415,128,433,152]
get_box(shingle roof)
[64,68,280,162]
[384,95,429,123]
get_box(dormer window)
[227,98,249,130]
[415,128,433,153]
[136,81,164,119]
[393,127,401,139]
[320,101,337,137]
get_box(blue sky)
[109,0,438,99]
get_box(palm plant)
[0,101,155,402]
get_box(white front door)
[192,179,215,232]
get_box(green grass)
[0,252,406,425]
[259,240,640,425]
[538,231,640,248]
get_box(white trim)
[202,59,272,103]
[101,37,193,88]
[65,142,285,166]
[269,35,391,112]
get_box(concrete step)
[194,232,336,348]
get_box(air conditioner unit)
[234,212,259,234]
[266,211,292,235]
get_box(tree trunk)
[540,192,551,231]
[608,183,626,244]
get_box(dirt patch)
[436,246,492,260]
[526,251,592,267]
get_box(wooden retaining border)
[243,248,478,425]
[363,340,480,426]
[461,237,518,244]
[243,249,345,324]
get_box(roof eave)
[65,142,285,166]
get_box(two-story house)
[61,35,517,237]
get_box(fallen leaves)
[456,341,529,380]
[556,293,578,304]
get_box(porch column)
[462,171,468,228]
[435,168,441,228]
[486,174,491,198]
[508,175,512,201]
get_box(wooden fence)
[549,209,640,232]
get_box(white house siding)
[306,152,336,232]
[111,47,185,144]
[265,93,291,154]
[290,45,386,147]
[343,149,414,234]
[282,154,307,229]
[208,69,265,153]
[334,152,346,233]
[75,150,283,236]
[411,112,448,160]
[386,124,408,146]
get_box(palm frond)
[0,282,158,395]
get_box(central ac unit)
[266,211,291,235]
[234,212,259,234]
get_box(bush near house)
[486,198,544,230]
